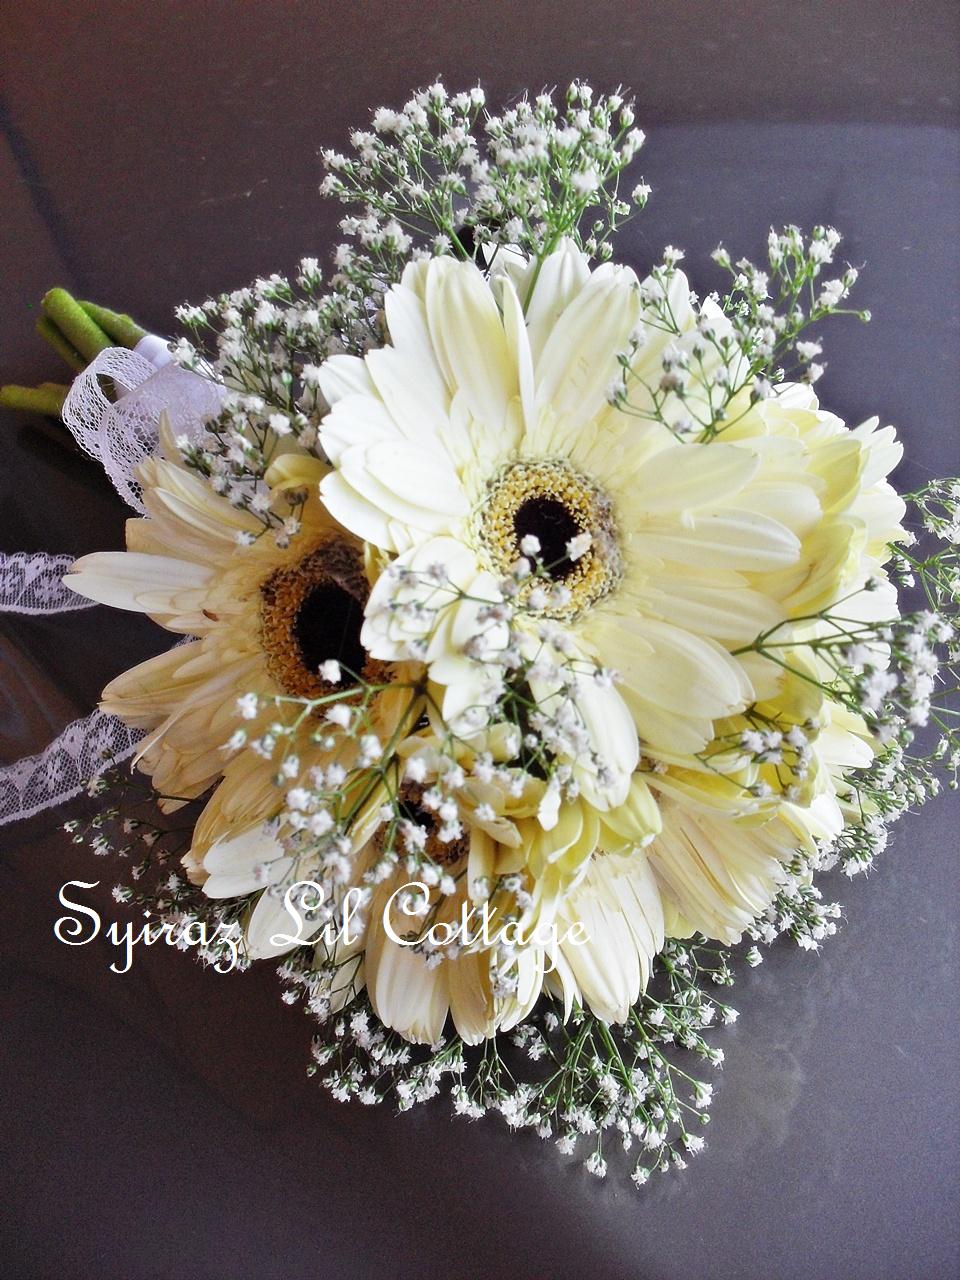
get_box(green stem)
[41,287,112,361]
[0,382,69,416]
[80,300,146,348]
[35,317,86,371]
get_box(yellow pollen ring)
[478,459,622,617]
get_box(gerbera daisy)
[317,242,903,807]
[64,422,421,876]
[215,729,665,1042]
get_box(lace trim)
[0,709,142,827]
[0,551,93,614]
[2,346,223,824]
[61,346,224,512]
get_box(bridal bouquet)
[4,82,957,1186]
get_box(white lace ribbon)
[2,342,224,825]
[0,551,94,614]
[61,344,224,511]
[0,709,143,827]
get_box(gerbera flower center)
[378,782,469,867]
[479,460,622,617]
[260,538,379,698]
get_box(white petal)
[522,238,591,364]
[202,825,291,900]
[320,394,404,464]
[499,273,536,439]
[426,257,516,430]
[568,675,637,808]
[360,440,469,518]
[319,471,396,550]
[534,265,640,432]
[318,353,376,405]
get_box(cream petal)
[499,272,537,438]
[533,265,640,432]
[648,804,788,943]
[362,536,483,662]
[192,753,281,855]
[361,440,469,518]
[498,945,546,1033]
[628,442,761,514]
[369,936,449,1044]
[608,855,665,983]
[631,510,801,571]
[364,344,450,443]
[446,947,496,1044]
[600,615,752,718]
[245,881,322,960]
[438,662,501,725]
[542,943,578,1022]
[98,640,206,726]
[853,418,903,485]
[380,282,452,418]
[202,825,291,900]
[319,471,398,550]
[336,447,464,538]
[567,674,637,808]
[426,257,516,431]
[321,394,405,463]
[630,579,783,644]
[818,721,875,771]
[522,238,592,364]
[560,892,640,1023]
[619,688,715,755]
[732,483,822,538]
[64,553,212,614]
[143,460,260,550]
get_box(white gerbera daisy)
[317,242,904,819]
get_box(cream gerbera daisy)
[316,242,903,822]
[231,731,666,1042]
[64,421,420,877]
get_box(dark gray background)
[1,3,958,1277]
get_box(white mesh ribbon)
[0,709,143,827]
[61,344,225,511]
[0,551,94,614]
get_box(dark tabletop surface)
[1,4,959,1278]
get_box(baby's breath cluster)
[369,545,628,812]
[292,940,733,1187]
[323,80,647,267]
[607,225,870,444]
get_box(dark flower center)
[478,459,622,619]
[294,583,367,684]
[376,782,469,867]
[513,495,582,580]
[260,539,381,699]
